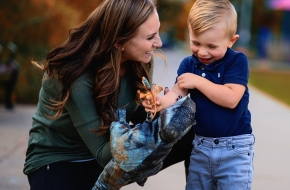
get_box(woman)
[24,0,194,189]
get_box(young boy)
[144,0,255,189]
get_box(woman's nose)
[154,34,162,48]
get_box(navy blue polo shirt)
[177,48,252,137]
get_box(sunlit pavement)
[1,50,290,190]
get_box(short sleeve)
[176,56,194,83]
[224,53,249,86]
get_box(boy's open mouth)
[199,57,211,64]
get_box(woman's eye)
[148,36,154,40]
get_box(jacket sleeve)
[65,73,112,168]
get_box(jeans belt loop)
[227,137,232,149]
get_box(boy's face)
[189,25,239,65]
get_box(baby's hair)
[188,0,237,38]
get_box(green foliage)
[249,69,290,106]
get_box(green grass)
[249,69,290,106]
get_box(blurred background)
[0,0,289,107]
[0,0,290,189]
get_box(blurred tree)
[1,1,78,50]
[0,0,101,104]
[178,0,196,41]
[157,0,195,48]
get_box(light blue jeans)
[186,134,255,190]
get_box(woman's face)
[121,10,162,64]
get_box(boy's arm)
[159,83,189,109]
[177,73,245,109]
[143,83,188,113]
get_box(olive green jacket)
[24,72,142,174]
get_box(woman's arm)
[66,73,112,167]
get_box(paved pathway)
[1,50,290,189]
[0,105,35,190]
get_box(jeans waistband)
[194,134,255,147]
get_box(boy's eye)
[209,45,216,49]
[191,41,199,46]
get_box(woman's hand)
[142,96,162,114]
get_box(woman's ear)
[114,43,124,51]
[228,34,239,48]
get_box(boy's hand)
[177,73,198,89]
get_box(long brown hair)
[33,0,161,134]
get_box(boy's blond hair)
[188,0,237,38]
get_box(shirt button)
[201,67,205,70]
[202,73,206,77]
[214,139,219,144]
